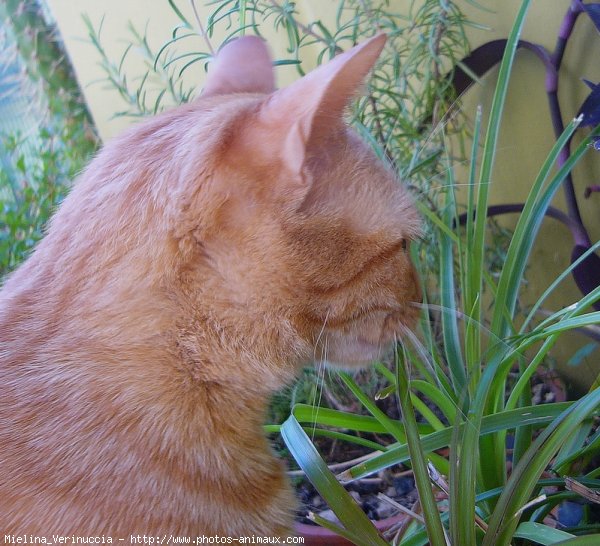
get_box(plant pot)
[294,514,407,545]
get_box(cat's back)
[0,89,271,534]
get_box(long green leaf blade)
[280,415,388,546]
[340,403,573,481]
[396,346,447,546]
[473,0,533,350]
[483,388,600,546]
[514,522,575,545]
[489,115,583,340]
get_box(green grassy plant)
[0,1,98,276]
[0,117,98,275]
[280,1,600,544]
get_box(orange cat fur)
[0,34,420,536]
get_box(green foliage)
[1,0,97,139]
[0,0,98,277]
[0,120,91,276]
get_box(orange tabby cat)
[0,34,420,536]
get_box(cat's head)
[66,36,421,372]
[176,35,421,369]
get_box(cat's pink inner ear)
[261,34,387,175]
[203,36,275,96]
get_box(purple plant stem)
[505,2,589,244]
[584,185,600,198]
[458,204,600,313]
[547,0,589,245]
[458,203,588,246]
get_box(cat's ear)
[203,36,275,96]
[260,34,386,178]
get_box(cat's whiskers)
[310,334,329,443]
[310,310,331,441]
[394,319,471,428]
[394,321,439,388]
[410,301,513,354]
[403,301,531,426]
[381,92,463,172]
[313,308,330,358]
[412,139,548,195]
[412,100,463,157]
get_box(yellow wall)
[46,0,600,390]
[45,0,338,140]
[47,1,596,142]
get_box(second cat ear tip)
[216,35,271,59]
[366,32,387,46]
[229,35,267,47]
[348,33,387,58]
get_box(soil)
[295,466,418,526]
